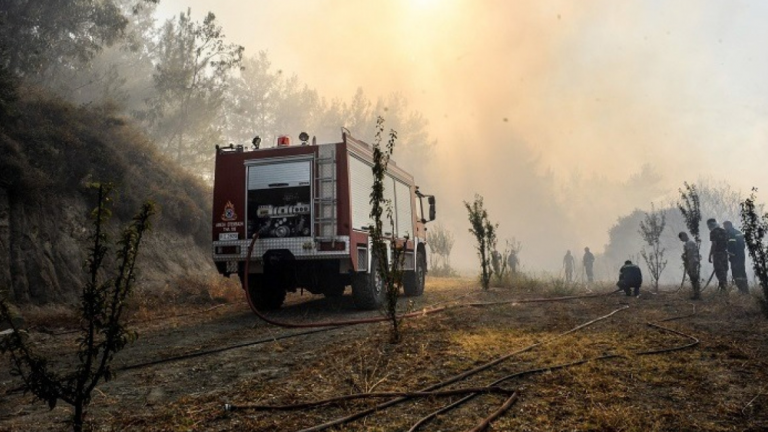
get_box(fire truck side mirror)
[428,196,436,222]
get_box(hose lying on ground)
[408,308,700,432]
[223,386,514,411]
[261,305,629,432]
[225,305,700,432]
[116,327,338,372]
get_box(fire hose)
[701,268,717,291]
[290,306,630,432]
[225,305,700,432]
[406,306,700,432]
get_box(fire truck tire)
[246,273,286,310]
[403,251,426,297]
[351,258,385,310]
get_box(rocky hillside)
[0,88,216,304]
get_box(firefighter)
[508,250,519,275]
[563,250,575,283]
[707,218,729,292]
[617,260,643,297]
[678,231,701,300]
[491,250,501,276]
[583,247,595,283]
[723,221,749,294]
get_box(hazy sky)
[157,0,768,271]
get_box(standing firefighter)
[678,231,701,300]
[723,220,749,294]
[707,218,729,292]
[491,250,502,277]
[563,250,575,283]
[617,260,643,297]
[583,247,595,283]
[508,250,519,275]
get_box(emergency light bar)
[277,135,291,147]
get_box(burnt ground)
[1,277,768,432]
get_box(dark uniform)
[710,226,729,291]
[583,249,595,283]
[725,225,749,293]
[617,261,643,296]
[682,239,701,299]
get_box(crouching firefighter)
[617,260,643,297]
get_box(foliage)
[3,2,435,180]
[53,0,160,110]
[0,60,18,123]
[0,90,210,249]
[678,182,702,298]
[0,0,158,81]
[426,223,455,274]
[604,179,744,286]
[223,61,435,179]
[464,194,498,290]
[0,184,155,431]
[639,204,667,292]
[696,179,743,223]
[143,9,243,175]
[224,52,286,145]
[678,182,702,246]
[492,238,522,284]
[369,117,406,343]
[740,188,768,317]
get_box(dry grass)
[19,304,80,330]
[102,279,768,432]
[127,275,242,323]
[16,275,242,332]
[5,278,768,431]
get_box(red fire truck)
[211,131,436,311]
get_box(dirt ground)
[2,277,768,432]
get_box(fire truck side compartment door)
[349,155,375,231]
[394,179,413,237]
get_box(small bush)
[369,117,406,344]
[740,189,768,317]
[464,194,497,290]
[0,184,154,432]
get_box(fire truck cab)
[211,131,435,312]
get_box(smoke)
[158,0,768,274]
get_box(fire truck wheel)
[351,257,385,310]
[246,273,286,310]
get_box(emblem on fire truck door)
[221,201,238,222]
